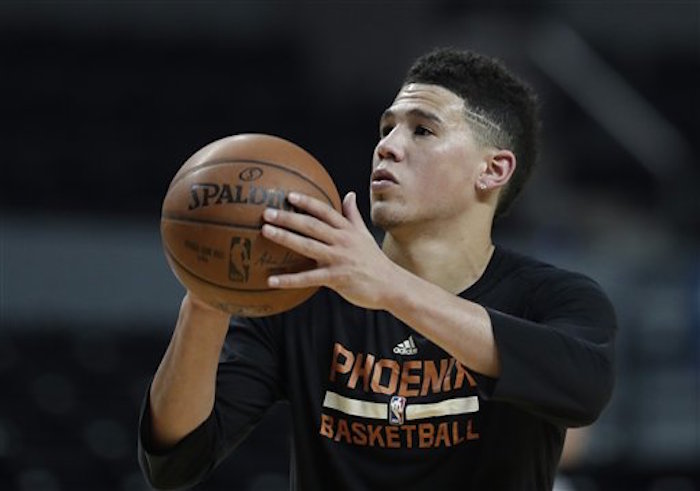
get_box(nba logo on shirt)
[389,396,406,425]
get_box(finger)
[268,268,330,289]
[288,192,346,229]
[263,207,337,245]
[261,223,330,260]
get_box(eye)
[414,125,433,136]
[379,125,394,138]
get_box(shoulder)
[493,247,616,323]
[496,247,602,292]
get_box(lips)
[371,169,398,184]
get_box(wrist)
[170,293,232,347]
[183,293,232,322]
[378,263,413,313]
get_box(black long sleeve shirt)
[138,246,617,490]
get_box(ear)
[476,149,516,191]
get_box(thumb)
[342,191,363,225]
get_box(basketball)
[160,134,342,316]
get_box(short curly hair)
[404,48,540,218]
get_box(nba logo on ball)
[229,237,251,282]
[389,396,406,425]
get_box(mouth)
[370,169,398,184]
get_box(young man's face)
[370,83,488,232]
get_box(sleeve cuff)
[138,388,218,489]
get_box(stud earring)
[478,182,487,190]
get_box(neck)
[381,214,495,294]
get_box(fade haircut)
[404,48,540,218]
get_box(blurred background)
[1,1,698,490]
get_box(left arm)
[379,266,502,378]
[262,192,615,426]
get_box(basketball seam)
[161,215,261,230]
[162,244,292,293]
[167,158,337,208]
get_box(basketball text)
[188,183,294,211]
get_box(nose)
[375,129,405,163]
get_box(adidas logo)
[393,335,418,355]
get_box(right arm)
[139,293,283,489]
[148,293,231,449]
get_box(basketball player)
[139,48,616,490]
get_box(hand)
[261,191,398,310]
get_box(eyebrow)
[380,108,444,125]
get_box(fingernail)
[263,208,277,220]
[288,192,299,203]
[268,276,279,287]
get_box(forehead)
[385,83,466,120]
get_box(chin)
[370,202,402,231]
